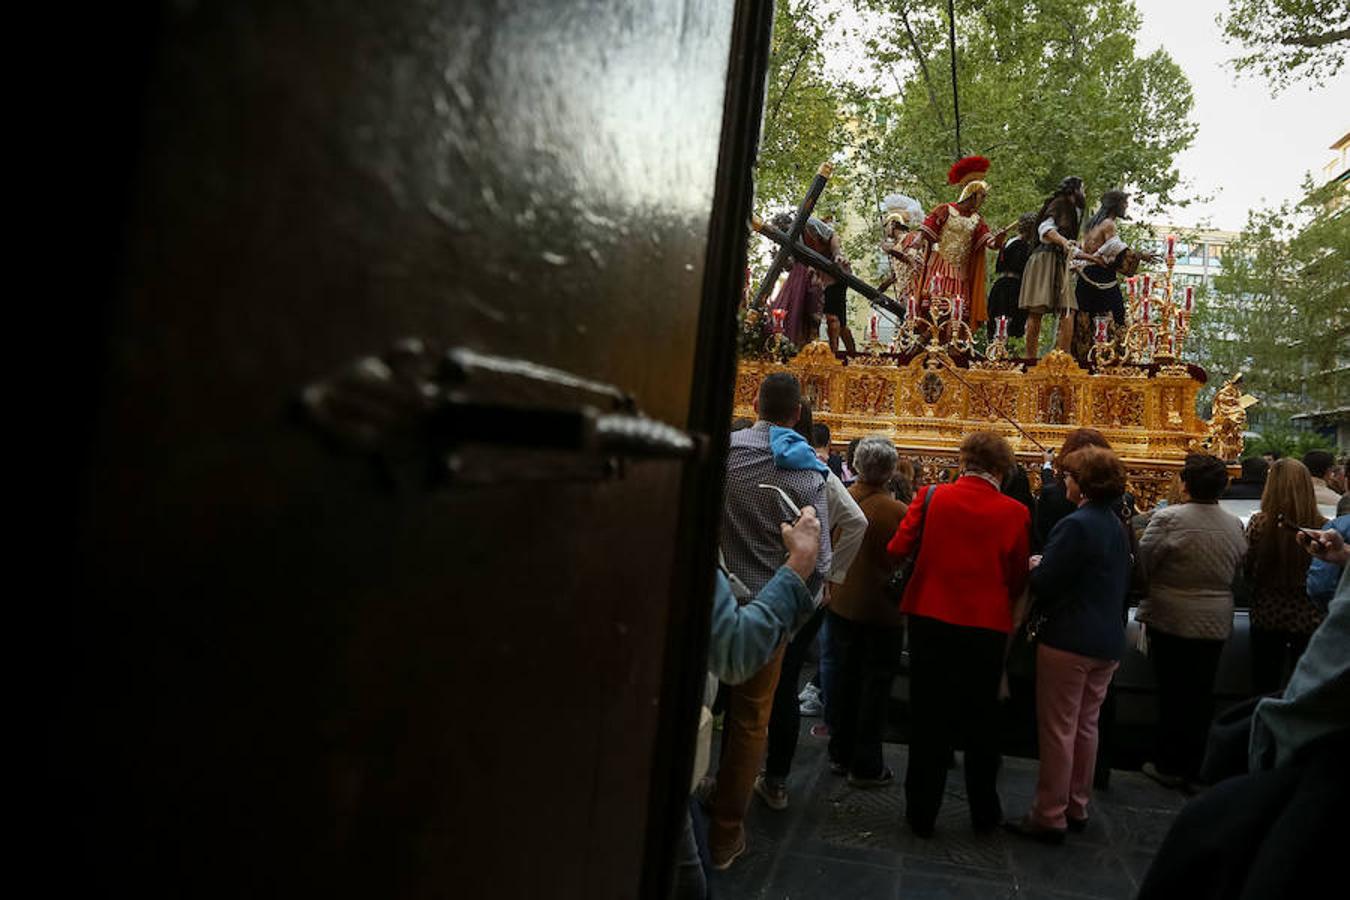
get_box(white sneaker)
[798,683,823,717]
[754,774,789,811]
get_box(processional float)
[739,164,1255,509]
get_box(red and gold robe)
[916,203,994,325]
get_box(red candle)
[996,315,1008,340]
[1142,297,1151,321]
[1127,276,1136,298]
[1184,285,1194,312]
[1094,316,1110,343]
[906,294,917,319]
[1143,274,1152,298]
[869,314,878,341]
[954,295,964,322]
[1166,234,1176,258]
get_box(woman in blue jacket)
[1006,447,1131,844]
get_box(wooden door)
[59,1,773,896]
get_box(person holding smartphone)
[1244,459,1329,695]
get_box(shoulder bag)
[884,485,934,606]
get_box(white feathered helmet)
[880,193,924,230]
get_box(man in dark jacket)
[1221,456,1268,500]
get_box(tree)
[754,0,850,214]
[1219,0,1350,92]
[857,0,1198,234]
[1188,179,1349,422]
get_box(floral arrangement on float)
[737,295,799,363]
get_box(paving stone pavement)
[706,723,1188,899]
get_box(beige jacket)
[1137,502,1247,640]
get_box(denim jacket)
[708,565,815,684]
[1307,515,1350,611]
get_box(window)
[1178,243,1205,267]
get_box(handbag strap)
[910,485,935,559]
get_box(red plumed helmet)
[947,155,991,187]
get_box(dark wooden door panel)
[66,1,767,896]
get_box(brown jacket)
[830,483,908,626]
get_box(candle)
[906,293,917,319]
[954,295,964,322]
[771,307,786,332]
[1142,297,1151,321]
[996,315,1008,340]
[1184,285,1194,312]
[1094,316,1110,343]
[869,314,879,341]
[1166,234,1176,258]
[1127,276,1136,298]
[1142,274,1152,298]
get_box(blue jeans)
[819,611,838,727]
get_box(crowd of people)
[673,371,1350,899]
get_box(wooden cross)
[749,162,904,320]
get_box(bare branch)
[898,7,948,131]
[765,42,812,135]
[1280,27,1350,49]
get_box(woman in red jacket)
[888,431,1031,837]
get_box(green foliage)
[1242,427,1337,460]
[738,297,799,362]
[1219,0,1350,92]
[853,0,1198,232]
[1189,179,1349,419]
[755,0,851,214]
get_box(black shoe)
[905,816,935,839]
[973,815,1004,835]
[1141,762,1185,790]
[1066,817,1088,834]
[847,767,894,789]
[971,801,1004,834]
[1002,816,1067,845]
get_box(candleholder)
[896,291,975,356]
[1117,249,1192,367]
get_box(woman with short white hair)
[826,436,908,787]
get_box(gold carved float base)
[734,344,1238,511]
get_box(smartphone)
[1275,513,1323,539]
[758,483,802,524]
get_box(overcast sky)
[818,0,1348,231]
[1133,0,1348,230]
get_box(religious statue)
[767,213,835,347]
[1204,373,1257,461]
[877,193,925,301]
[1070,190,1159,364]
[1019,176,1088,359]
[908,155,1008,328]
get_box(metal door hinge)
[298,340,703,486]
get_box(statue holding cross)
[749,163,905,351]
